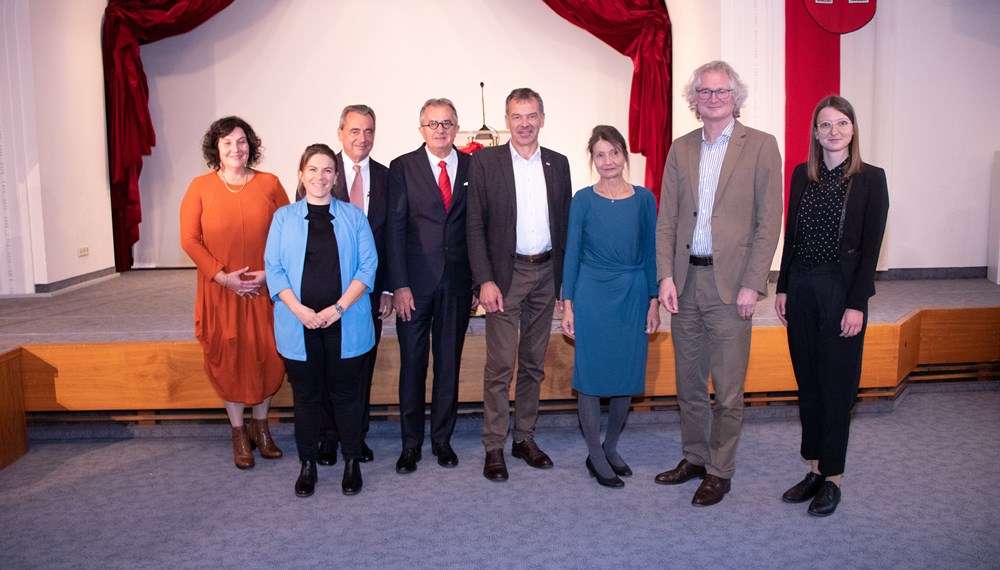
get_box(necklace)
[219,169,249,193]
[597,180,630,202]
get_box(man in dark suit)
[315,105,392,467]
[467,88,571,481]
[655,61,783,506]
[387,98,473,473]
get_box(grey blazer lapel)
[333,152,349,203]
[714,121,746,205]
[540,148,563,222]
[497,143,517,208]
[685,133,701,206]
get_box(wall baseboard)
[34,267,117,294]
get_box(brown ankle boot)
[231,425,255,469]
[248,418,283,459]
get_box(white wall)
[841,0,1000,269]
[27,0,114,283]
[0,0,112,293]
[0,0,39,294]
[136,0,641,267]
[3,0,999,282]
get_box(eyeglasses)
[696,88,732,101]
[817,119,852,133]
[421,120,455,130]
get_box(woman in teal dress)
[561,125,660,488]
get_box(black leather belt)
[515,251,552,264]
[689,255,713,266]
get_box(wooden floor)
[2,270,999,421]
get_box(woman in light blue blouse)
[265,143,377,498]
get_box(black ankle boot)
[342,458,363,495]
[295,460,317,498]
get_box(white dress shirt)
[691,119,735,256]
[424,146,458,194]
[510,144,551,255]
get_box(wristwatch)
[334,303,346,315]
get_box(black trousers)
[396,286,471,450]
[284,325,365,462]
[320,292,382,446]
[785,262,867,476]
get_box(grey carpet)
[2,387,999,569]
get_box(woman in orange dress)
[180,116,290,469]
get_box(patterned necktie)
[349,164,364,211]
[438,160,452,212]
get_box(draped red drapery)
[542,0,672,203]
[101,0,234,271]
[784,0,840,207]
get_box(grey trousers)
[481,259,555,451]
[671,265,752,479]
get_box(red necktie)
[349,164,364,211]
[438,160,452,212]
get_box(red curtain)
[102,0,235,271]
[542,0,672,203]
[784,0,840,207]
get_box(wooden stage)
[2,270,999,428]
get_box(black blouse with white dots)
[792,159,849,267]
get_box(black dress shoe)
[692,474,731,506]
[654,458,706,485]
[395,448,421,474]
[511,439,554,469]
[586,457,624,488]
[342,458,363,496]
[295,460,317,498]
[483,449,509,481]
[431,443,458,467]
[808,481,841,517]
[609,460,633,477]
[359,443,374,463]
[317,441,338,466]
[782,472,824,503]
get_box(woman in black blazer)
[774,95,889,517]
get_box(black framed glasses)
[696,88,732,101]
[421,120,455,130]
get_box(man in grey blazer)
[467,88,572,481]
[655,61,783,506]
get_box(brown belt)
[514,251,552,264]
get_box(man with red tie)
[386,98,473,474]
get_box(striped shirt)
[690,120,734,256]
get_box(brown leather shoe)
[654,458,706,485]
[511,439,553,469]
[231,425,254,470]
[692,474,731,506]
[248,418,283,459]
[483,449,509,481]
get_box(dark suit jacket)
[655,120,784,304]
[466,143,572,297]
[334,152,389,298]
[386,144,472,297]
[776,162,889,310]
